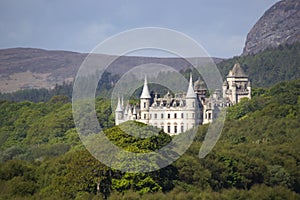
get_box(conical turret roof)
[186,74,196,98]
[115,96,123,112]
[140,76,151,99]
[133,106,137,115]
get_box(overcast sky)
[0,0,279,58]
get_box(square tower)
[223,63,251,105]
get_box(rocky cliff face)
[243,0,300,56]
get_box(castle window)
[174,113,177,119]
[181,113,184,118]
[174,126,177,133]
[150,114,152,119]
[144,102,146,108]
[167,126,170,133]
[208,113,211,119]
[192,113,195,118]
[144,114,146,119]
[154,113,157,119]
[161,113,164,119]
[168,113,170,119]
[181,125,184,133]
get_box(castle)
[115,63,251,135]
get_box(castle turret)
[194,78,207,101]
[115,96,123,125]
[223,63,251,105]
[185,74,198,127]
[133,106,137,120]
[231,82,237,104]
[186,74,197,108]
[247,80,251,99]
[140,76,151,123]
[222,80,228,99]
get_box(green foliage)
[105,121,171,152]
[0,79,299,198]
[227,78,300,120]
[218,42,300,87]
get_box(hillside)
[218,42,300,87]
[0,48,222,93]
[243,0,300,56]
[0,79,299,199]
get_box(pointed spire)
[140,76,151,99]
[133,106,137,115]
[115,96,123,112]
[186,73,196,98]
[128,106,132,115]
[121,96,124,108]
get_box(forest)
[0,77,299,199]
[217,42,300,87]
[1,42,300,103]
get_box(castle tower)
[223,63,251,105]
[115,96,123,125]
[222,80,228,100]
[132,106,137,120]
[185,74,198,127]
[140,76,151,123]
[194,78,207,101]
[186,74,197,107]
[247,80,251,99]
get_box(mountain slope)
[243,0,300,56]
[218,42,300,87]
[0,48,222,93]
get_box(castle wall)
[144,107,198,135]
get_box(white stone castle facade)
[115,63,251,135]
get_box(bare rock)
[243,0,300,56]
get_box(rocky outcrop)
[243,0,300,56]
